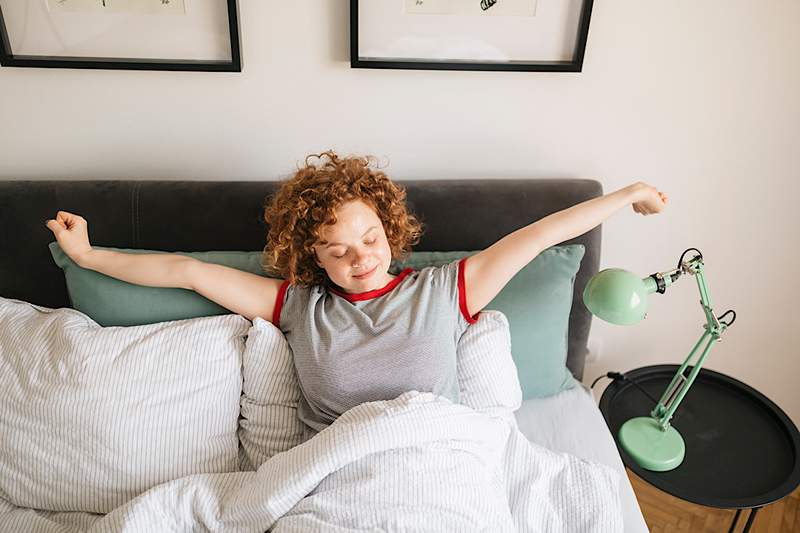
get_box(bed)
[0,178,648,532]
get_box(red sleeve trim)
[272,280,291,329]
[457,257,480,325]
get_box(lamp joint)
[650,273,667,294]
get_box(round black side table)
[599,365,800,533]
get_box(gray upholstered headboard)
[0,179,602,381]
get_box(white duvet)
[0,391,622,532]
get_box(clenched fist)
[630,182,668,216]
[45,211,93,265]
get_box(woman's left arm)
[463,181,668,316]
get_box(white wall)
[2,1,799,424]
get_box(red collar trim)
[328,268,414,302]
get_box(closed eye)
[331,238,377,259]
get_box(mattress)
[514,382,650,533]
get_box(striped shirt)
[273,258,479,432]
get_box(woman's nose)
[352,248,369,266]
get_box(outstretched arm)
[463,181,668,316]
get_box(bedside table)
[598,364,800,533]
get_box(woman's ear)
[313,249,324,268]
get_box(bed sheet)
[514,382,650,533]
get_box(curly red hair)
[262,151,424,286]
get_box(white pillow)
[238,317,307,470]
[457,310,523,419]
[0,296,249,513]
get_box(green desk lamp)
[583,248,736,472]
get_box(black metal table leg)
[728,509,741,533]
[742,507,761,533]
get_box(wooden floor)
[628,468,800,532]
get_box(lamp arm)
[649,256,734,430]
[650,329,717,429]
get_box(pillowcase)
[456,310,522,424]
[393,246,584,400]
[238,316,307,470]
[0,296,249,514]
[49,241,583,398]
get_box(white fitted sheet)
[515,382,650,533]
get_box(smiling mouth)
[353,265,377,279]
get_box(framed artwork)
[0,0,241,72]
[351,0,594,72]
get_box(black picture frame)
[0,0,241,72]
[351,0,593,72]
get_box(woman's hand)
[45,211,93,265]
[630,182,668,215]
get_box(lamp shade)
[583,268,650,325]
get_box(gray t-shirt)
[272,258,478,433]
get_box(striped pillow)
[457,310,522,421]
[238,317,307,469]
[0,296,249,514]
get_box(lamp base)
[618,417,685,472]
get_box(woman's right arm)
[46,211,284,323]
[184,260,284,323]
[78,248,194,289]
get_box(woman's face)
[313,199,395,293]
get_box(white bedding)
[0,390,623,532]
[0,299,250,514]
[515,382,649,533]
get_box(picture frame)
[0,0,241,72]
[350,0,594,72]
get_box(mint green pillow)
[391,245,584,400]
[48,242,274,327]
[49,241,582,399]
